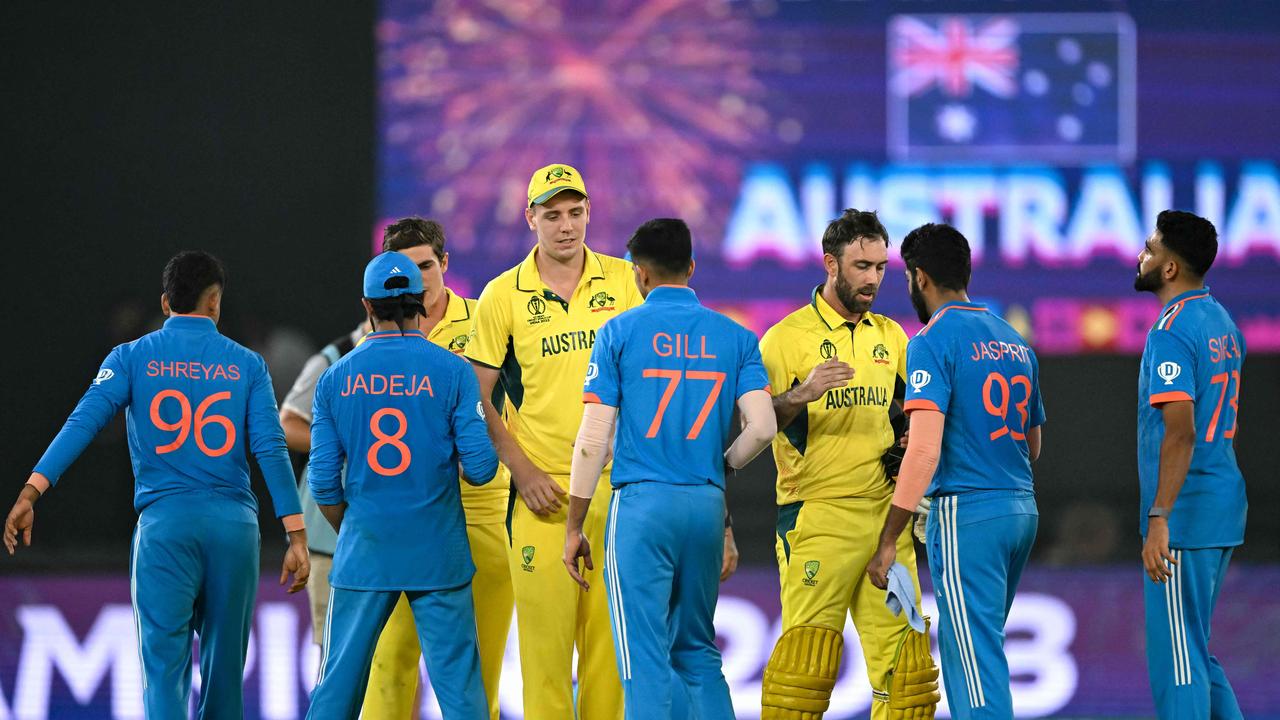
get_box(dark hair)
[900,223,971,292]
[821,209,890,258]
[1156,210,1217,278]
[626,218,693,277]
[162,250,226,314]
[367,276,427,331]
[382,217,446,257]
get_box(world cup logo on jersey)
[819,339,836,360]
[1157,361,1182,386]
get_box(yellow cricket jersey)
[759,287,908,505]
[427,288,511,525]
[465,246,642,478]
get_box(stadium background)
[3,0,1277,717]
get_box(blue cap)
[363,251,424,299]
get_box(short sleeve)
[904,334,952,414]
[583,320,621,406]
[1029,350,1047,427]
[465,280,512,369]
[758,325,793,398]
[1146,329,1196,406]
[735,326,770,398]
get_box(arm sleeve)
[583,321,621,406]
[890,409,944,511]
[757,326,792,400]
[453,360,499,485]
[307,370,346,504]
[735,327,771,398]
[903,334,952,414]
[569,402,617,498]
[33,345,133,486]
[246,355,302,522]
[725,389,776,469]
[464,281,512,369]
[280,353,329,421]
[1146,330,1197,406]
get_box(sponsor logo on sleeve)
[910,369,932,392]
[1157,361,1181,385]
[93,368,115,385]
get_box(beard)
[1133,264,1163,293]
[909,277,931,324]
[834,272,876,315]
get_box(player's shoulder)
[863,311,907,340]
[765,303,821,338]
[476,264,522,301]
[588,248,634,278]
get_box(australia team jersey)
[1138,289,1247,547]
[465,246,642,477]
[34,314,301,521]
[308,329,498,591]
[582,286,769,489]
[904,302,1045,497]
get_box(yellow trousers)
[510,474,622,720]
[775,495,922,720]
[361,521,515,719]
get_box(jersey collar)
[164,314,218,332]
[442,287,471,324]
[646,286,698,304]
[810,285,873,331]
[364,329,428,341]
[1160,286,1211,314]
[514,245,607,293]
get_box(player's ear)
[205,286,222,323]
[160,293,171,317]
[686,258,696,283]
[439,252,449,274]
[525,207,537,231]
[361,298,374,316]
[823,252,839,278]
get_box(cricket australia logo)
[910,369,932,392]
[1157,361,1182,386]
[93,368,115,385]
[818,339,837,360]
[802,560,821,587]
[521,545,536,572]
[447,334,469,353]
[588,291,616,312]
[526,295,550,326]
[872,343,891,365]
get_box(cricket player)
[1133,210,1245,719]
[758,209,938,719]
[563,218,776,719]
[867,222,1045,719]
[358,217,515,720]
[306,251,497,719]
[465,163,640,718]
[3,251,310,719]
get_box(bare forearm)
[318,503,346,533]
[1154,433,1194,509]
[481,398,538,474]
[771,390,806,432]
[566,495,591,535]
[877,504,914,547]
[279,410,311,453]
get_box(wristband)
[1147,506,1171,520]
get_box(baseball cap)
[527,163,589,207]
[363,251,424,299]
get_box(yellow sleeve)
[465,281,512,369]
[758,325,794,398]
[892,321,909,382]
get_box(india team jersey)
[427,288,510,525]
[759,288,908,504]
[466,246,642,477]
[582,286,769,488]
[309,329,498,591]
[904,302,1045,497]
[1138,289,1247,548]
[34,314,301,521]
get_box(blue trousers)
[1143,547,1242,719]
[603,482,733,720]
[925,492,1037,720]
[131,495,260,720]
[306,583,486,720]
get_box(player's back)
[586,286,768,488]
[313,329,497,590]
[905,302,1045,497]
[120,315,274,515]
[1138,290,1246,547]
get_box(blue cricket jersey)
[33,314,301,522]
[308,329,498,591]
[582,286,770,489]
[1137,288,1247,547]
[904,302,1046,498]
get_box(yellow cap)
[527,163,588,207]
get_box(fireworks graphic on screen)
[378,0,793,256]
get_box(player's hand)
[866,541,896,590]
[564,529,593,591]
[4,497,35,556]
[721,527,740,582]
[1142,518,1177,583]
[514,465,567,516]
[280,538,310,594]
[791,356,855,404]
[899,424,910,448]
[912,498,931,545]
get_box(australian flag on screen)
[887,13,1135,163]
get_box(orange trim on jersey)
[281,513,305,533]
[583,392,604,404]
[920,305,986,335]
[365,331,429,341]
[1150,390,1193,406]
[1159,293,1209,330]
[762,384,772,395]
[904,399,942,413]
